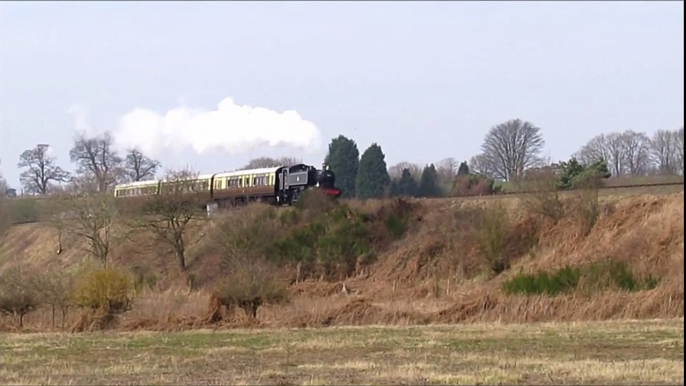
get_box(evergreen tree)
[395,168,418,197]
[325,135,359,199]
[457,161,470,176]
[418,164,441,197]
[355,143,391,199]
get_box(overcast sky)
[1,1,683,188]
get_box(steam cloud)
[110,98,322,158]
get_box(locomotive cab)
[317,163,342,198]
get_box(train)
[112,163,342,207]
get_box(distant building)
[5,188,17,198]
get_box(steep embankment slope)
[0,191,683,330]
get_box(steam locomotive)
[113,163,341,207]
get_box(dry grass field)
[1,318,683,385]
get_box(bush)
[502,260,660,296]
[570,175,602,235]
[213,260,289,319]
[72,266,135,315]
[476,203,511,274]
[517,170,565,221]
[212,204,282,263]
[0,266,40,327]
[6,198,41,224]
[34,269,77,328]
[379,198,414,239]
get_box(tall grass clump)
[476,203,511,274]
[502,260,660,296]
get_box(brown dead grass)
[0,319,682,385]
[0,190,683,333]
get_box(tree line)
[326,120,684,200]
[3,119,684,198]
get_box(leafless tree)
[239,156,301,170]
[123,149,161,182]
[576,133,626,176]
[132,168,206,270]
[468,154,496,178]
[34,269,76,329]
[649,129,679,175]
[53,191,119,266]
[576,134,611,169]
[0,158,6,190]
[675,127,684,175]
[387,161,422,182]
[17,144,70,195]
[477,119,545,181]
[620,131,651,176]
[69,131,123,192]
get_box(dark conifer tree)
[395,168,418,197]
[356,143,391,199]
[418,164,441,197]
[325,135,359,199]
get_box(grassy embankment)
[0,179,683,332]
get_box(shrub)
[72,266,135,315]
[379,198,414,239]
[212,204,282,263]
[7,198,41,224]
[570,175,602,235]
[0,266,40,327]
[213,260,289,319]
[34,269,77,329]
[517,170,565,221]
[476,203,511,274]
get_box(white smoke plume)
[111,98,323,158]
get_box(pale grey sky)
[1,1,683,188]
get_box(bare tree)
[468,154,496,178]
[387,161,423,182]
[132,168,206,270]
[123,149,161,182]
[675,127,684,175]
[34,269,76,329]
[649,129,678,175]
[620,131,651,176]
[53,191,119,266]
[69,131,123,192]
[239,157,301,170]
[17,144,70,195]
[576,134,611,169]
[576,133,627,176]
[477,119,545,181]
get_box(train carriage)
[113,163,341,208]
